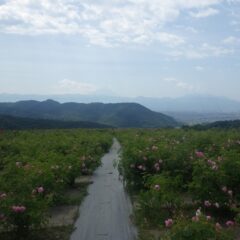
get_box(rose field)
[0,128,240,239]
[0,129,112,239]
[117,129,240,239]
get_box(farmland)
[0,128,240,239]
[117,129,240,239]
[0,129,112,239]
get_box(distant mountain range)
[185,120,240,130]
[0,115,111,130]
[0,100,178,128]
[0,93,240,113]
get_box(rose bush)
[0,129,112,235]
[117,129,240,237]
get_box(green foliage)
[117,129,240,237]
[0,114,111,130]
[162,217,234,240]
[0,129,112,234]
[136,174,182,227]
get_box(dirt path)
[70,138,138,240]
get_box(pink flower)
[204,200,211,207]
[37,186,44,193]
[12,205,26,213]
[226,220,234,227]
[165,218,173,227]
[207,159,214,165]
[154,184,160,191]
[195,151,204,158]
[222,186,228,193]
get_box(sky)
[0,0,240,100]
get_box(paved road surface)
[70,138,138,240]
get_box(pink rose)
[12,205,26,213]
[37,186,44,193]
[204,200,211,207]
[226,220,234,227]
[195,151,204,158]
[165,219,173,227]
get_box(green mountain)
[0,115,111,130]
[0,100,178,128]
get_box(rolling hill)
[0,100,179,128]
[1,94,240,113]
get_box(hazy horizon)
[0,0,240,100]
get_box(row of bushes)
[0,129,112,236]
[117,129,240,239]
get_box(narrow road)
[70,138,138,240]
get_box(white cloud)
[0,0,223,47]
[195,66,204,71]
[55,79,97,94]
[163,77,194,90]
[223,36,240,45]
[190,8,219,18]
[169,43,233,59]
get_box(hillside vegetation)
[0,100,178,128]
[0,115,111,130]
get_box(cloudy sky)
[0,0,239,100]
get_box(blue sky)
[0,0,240,100]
